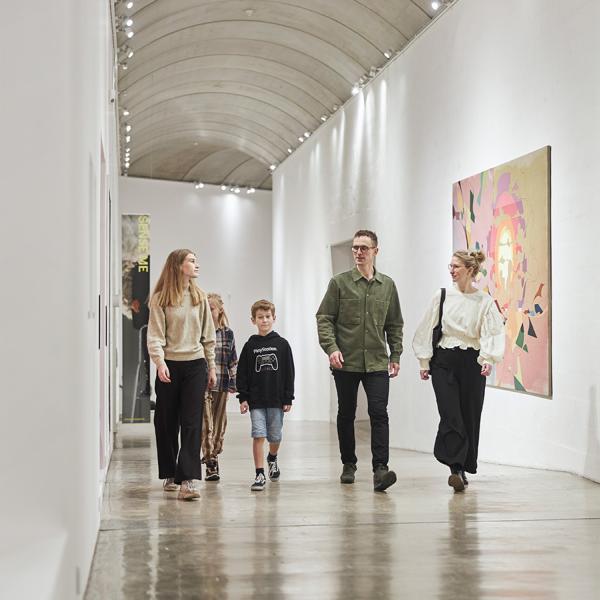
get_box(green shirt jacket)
[316,267,404,372]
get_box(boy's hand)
[240,401,249,414]
[283,404,292,413]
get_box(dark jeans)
[430,348,486,474]
[332,370,390,471]
[154,358,207,483]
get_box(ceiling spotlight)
[194,182,204,189]
[121,63,128,70]
[287,148,293,154]
[247,187,256,194]
[127,31,134,38]
[269,164,277,171]
[233,187,241,194]
[125,18,133,26]
[383,49,392,59]
[304,131,310,137]
[320,115,328,122]
[298,136,304,142]
[431,1,441,9]
[126,1,134,8]
[351,85,360,95]
[123,109,129,116]
[220,185,227,191]
[127,49,134,58]
[125,147,130,152]
[125,135,131,142]
[125,124,131,132]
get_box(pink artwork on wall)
[453,147,551,397]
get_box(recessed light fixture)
[123,109,129,116]
[298,136,304,142]
[431,1,440,9]
[287,148,293,154]
[220,185,227,191]
[126,1,134,8]
[125,135,131,142]
[383,49,392,59]
[351,85,360,95]
[320,115,328,122]
[269,164,276,171]
[247,187,256,194]
[194,182,204,189]
[304,131,310,137]
[127,50,134,58]
[127,31,134,38]
[125,18,133,26]
[125,124,131,132]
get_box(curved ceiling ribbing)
[117,0,436,189]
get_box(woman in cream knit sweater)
[147,249,216,501]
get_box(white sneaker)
[178,480,200,500]
[250,472,266,491]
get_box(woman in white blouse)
[412,250,505,492]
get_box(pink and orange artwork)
[452,147,551,397]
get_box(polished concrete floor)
[86,414,600,599]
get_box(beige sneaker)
[178,480,200,501]
[163,478,178,492]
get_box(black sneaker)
[205,459,220,482]
[267,457,280,481]
[373,465,397,492]
[251,472,266,491]
[340,463,357,484]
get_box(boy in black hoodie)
[237,299,295,491]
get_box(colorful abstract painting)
[452,147,551,397]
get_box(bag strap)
[437,287,446,327]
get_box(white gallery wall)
[120,177,273,359]
[273,0,600,481]
[0,1,120,598]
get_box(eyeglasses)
[448,264,463,271]
[351,245,375,253]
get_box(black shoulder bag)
[431,287,446,354]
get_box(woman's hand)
[283,404,292,413]
[240,401,249,414]
[157,363,171,383]
[420,369,430,381]
[481,363,492,377]
[208,367,217,389]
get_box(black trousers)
[154,358,207,483]
[430,348,486,474]
[332,370,390,471]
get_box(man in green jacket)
[316,230,403,492]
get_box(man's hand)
[207,367,217,389]
[388,362,400,378]
[481,363,492,377]
[329,350,344,370]
[157,363,171,383]
[419,369,430,380]
[240,401,249,414]
[283,404,292,413]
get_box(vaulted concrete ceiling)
[116,0,446,190]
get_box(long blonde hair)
[207,293,229,329]
[151,249,204,307]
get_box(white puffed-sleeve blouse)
[412,285,505,370]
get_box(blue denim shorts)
[250,408,284,442]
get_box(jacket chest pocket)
[372,299,389,324]
[339,298,361,325]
